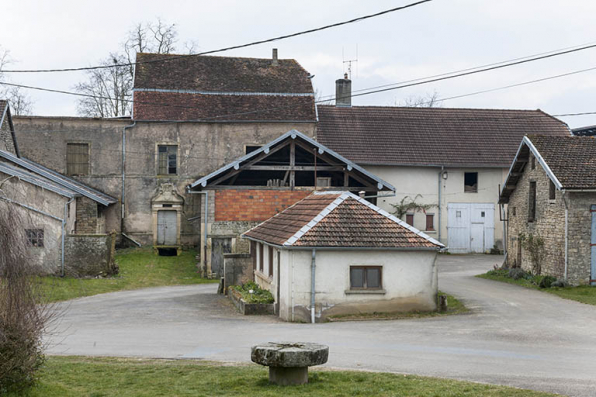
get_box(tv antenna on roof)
[342,45,358,79]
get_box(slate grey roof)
[243,191,443,249]
[0,149,117,206]
[572,125,596,136]
[317,105,571,167]
[189,129,395,192]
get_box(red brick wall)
[215,189,312,222]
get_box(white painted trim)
[523,136,563,190]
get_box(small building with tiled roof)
[242,191,443,323]
[499,135,596,285]
[315,76,571,253]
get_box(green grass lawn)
[478,270,596,306]
[327,291,468,322]
[39,248,217,302]
[8,356,554,397]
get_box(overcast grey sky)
[2,0,596,128]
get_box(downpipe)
[121,122,136,235]
[186,189,209,274]
[311,248,316,324]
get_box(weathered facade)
[189,130,395,277]
[316,79,572,252]
[13,50,317,251]
[243,191,443,323]
[0,101,118,275]
[500,135,596,285]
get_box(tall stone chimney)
[272,48,278,66]
[335,73,351,107]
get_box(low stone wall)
[228,288,274,315]
[223,253,253,293]
[65,233,116,277]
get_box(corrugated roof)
[317,105,570,167]
[243,191,443,249]
[0,162,78,198]
[0,150,117,206]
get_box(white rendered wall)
[366,165,508,250]
[277,249,438,322]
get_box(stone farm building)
[499,135,596,285]
[316,76,571,253]
[243,191,444,322]
[0,101,118,276]
[13,50,317,251]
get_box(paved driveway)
[48,255,596,397]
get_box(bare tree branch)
[397,90,442,108]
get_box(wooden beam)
[290,141,295,190]
[245,165,343,171]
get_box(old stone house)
[316,77,571,253]
[0,101,118,276]
[243,191,443,322]
[499,135,596,285]
[187,129,394,277]
[13,50,317,252]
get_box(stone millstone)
[251,342,329,368]
[251,342,329,386]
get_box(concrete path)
[47,255,596,396]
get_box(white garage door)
[447,203,494,253]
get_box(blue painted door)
[591,205,596,286]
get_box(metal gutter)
[121,122,136,233]
[242,236,441,251]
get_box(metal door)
[157,210,177,245]
[211,238,232,277]
[591,205,596,286]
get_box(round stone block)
[251,342,329,368]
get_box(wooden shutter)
[67,143,89,176]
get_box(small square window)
[316,177,331,187]
[481,211,485,218]
[158,145,177,175]
[66,143,89,176]
[406,214,414,226]
[350,266,382,290]
[456,211,462,218]
[26,229,44,247]
[464,172,478,193]
[531,156,536,170]
[549,180,556,200]
[512,207,516,216]
[425,214,434,231]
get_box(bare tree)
[397,90,442,108]
[0,47,34,115]
[0,203,55,392]
[75,18,190,118]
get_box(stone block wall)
[64,234,115,277]
[75,197,99,234]
[223,253,254,292]
[506,152,595,284]
[214,189,311,222]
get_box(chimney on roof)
[272,48,278,66]
[335,73,351,107]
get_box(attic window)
[528,181,537,222]
[549,180,556,200]
[316,177,331,187]
[531,156,536,170]
[464,172,478,193]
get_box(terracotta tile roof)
[528,135,596,190]
[317,105,570,167]
[132,53,316,122]
[243,192,443,249]
[133,91,316,122]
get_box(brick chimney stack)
[272,48,278,66]
[335,73,351,107]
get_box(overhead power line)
[3,40,596,122]
[0,1,433,74]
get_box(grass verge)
[8,356,554,397]
[327,291,468,322]
[478,270,596,306]
[39,248,217,302]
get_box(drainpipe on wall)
[121,122,136,236]
[61,197,75,277]
[310,248,316,324]
[438,166,444,242]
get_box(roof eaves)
[524,136,563,190]
[0,163,78,198]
